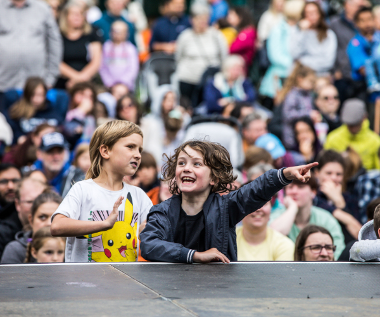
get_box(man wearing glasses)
[0,163,21,212]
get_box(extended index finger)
[301,162,319,174]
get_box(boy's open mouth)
[182,177,195,183]
[130,162,138,168]
[119,246,127,257]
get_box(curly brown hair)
[161,140,236,195]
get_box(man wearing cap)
[324,98,380,170]
[32,132,71,193]
[255,133,306,168]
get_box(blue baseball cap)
[40,132,68,152]
[255,133,286,160]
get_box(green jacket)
[324,120,380,170]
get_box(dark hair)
[0,163,21,177]
[69,82,97,109]
[231,6,254,31]
[31,190,62,220]
[139,152,157,170]
[317,150,345,171]
[289,175,318,192]
[367,198,380,222]
[162,140,236,194]
[354,6,373,22]
[116,93,143,125]
[374,204,380,238]
[301,2,328,42]
[243,146,273,170]
[216,18,231,29]
[293,116,322,162]
[294,225,334,261]
[230,102,253,121]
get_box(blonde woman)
[55,1,102,89]
[257,0,285,46]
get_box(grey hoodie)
[0,231,32,264]
[349,220,380,262]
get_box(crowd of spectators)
[1,0,380,264]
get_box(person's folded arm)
[350,240,380,262]
[140,211,195,263]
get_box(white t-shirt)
[52,179,153,263]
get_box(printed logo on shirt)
[83,192,138,262]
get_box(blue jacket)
[93,12,136,44]
[149,15,191,51]
[33,160,71,193]
[347,31,380,81]
[4,89,69,144]
[209,0,229,25]
[140,169,291,263]
[204,77,256,114]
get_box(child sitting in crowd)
[99,21,139,91]
[350,204,380,262]
[51,120,153,263]
[25,226,65,263]
[1,190,62,264]
[140,140,316,263]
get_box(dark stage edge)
[0,262,379,317]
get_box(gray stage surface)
[0,262,379,316]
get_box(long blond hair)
[86,120,143,180]
[276,62,315,105]
[59,1,92,37]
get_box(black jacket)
[140,169,291,263]
[0,203,23,258]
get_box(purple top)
[99,40,139,90]
[281,88,313,149]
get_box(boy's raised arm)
[228,163,317,226]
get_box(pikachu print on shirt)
[84,193,138,262]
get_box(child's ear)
[31,247,37,260]
[99,144,110,159]
[378,228,380,239]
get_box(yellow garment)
[220,27,237,47]
[324,120,380,170]
[236,226,294,261]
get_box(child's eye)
[178,161,185,166]
[44,250,54,255]
[39,215,47,221]
[194,162,201,166]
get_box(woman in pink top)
[227,7,256,72]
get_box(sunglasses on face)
[301,244,336,254]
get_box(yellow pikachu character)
[85,193,138,262]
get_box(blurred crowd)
[1,0,380,264]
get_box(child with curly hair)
[140,140,317,263]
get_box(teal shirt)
[270,205,346,259]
